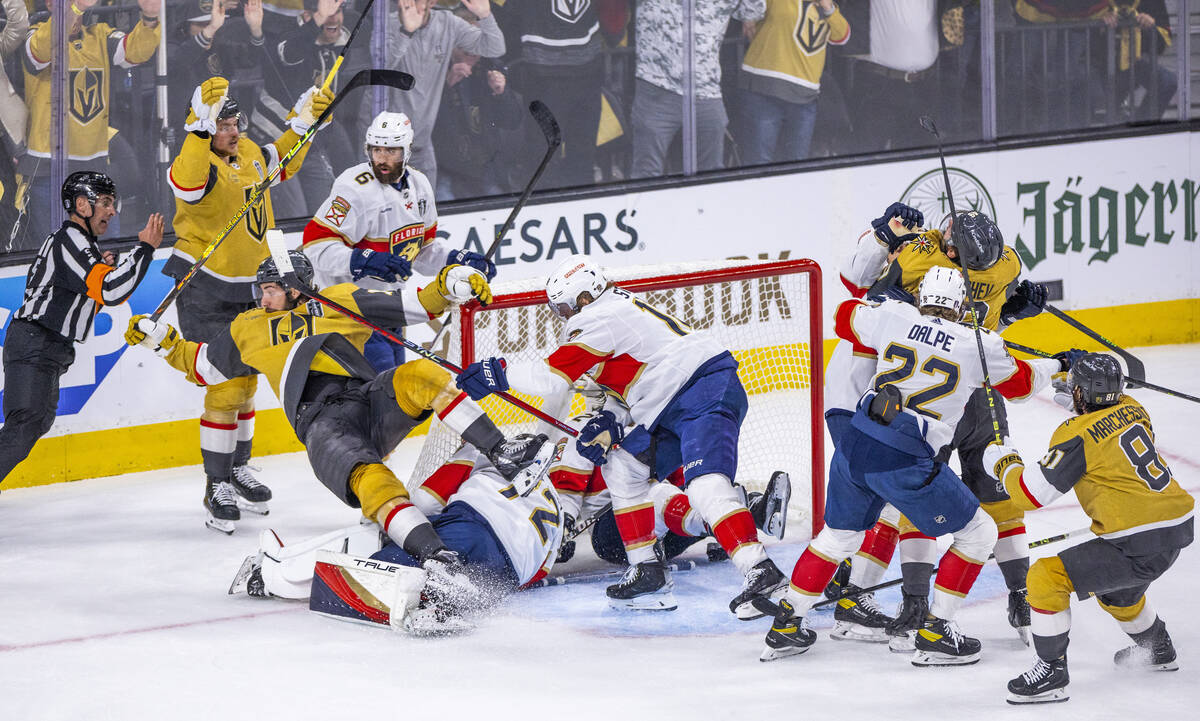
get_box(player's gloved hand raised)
[446,249,497,281]
[125,315,182,357]
[418,264,493,315]
[350,248,411,282]
[1053,348,1087,373]
[456,356,508,401]
[288,86,336,134]
[871,202,924,253]
[999,280,1048,325]
[867,285,916,306]
[982,441,1023,482]
[576,410,624,466]
[184,76,229,135]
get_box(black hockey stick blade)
[315,69,414,125]
[1042,304,1147,382]
[529,100,563,148]
[919,115,940,138]
[1005,341,1198,403]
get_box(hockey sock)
[898,527,938,596]
[1098,594,1159,639]
[687,474,765,574]
[849,519,899,589]
[613,503,657,565]
[1031,607,1072,661]
[785,526,865,614]
[930,549,986,620]
[651,484,706,538]
[986,503,1029,591]
[233,409,255,466]
[199,411,237,479]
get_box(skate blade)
[763,471,791,539]
[236,498,270,515]
[608,592,678,612]
[889,632,917,653]
[228,555,257,595]
[830,621,890,643]
[760,643,811,662]
[1117,660,1180,672]
[1006,688,1068,705]
[206,515,236,535]
[911,649,981,667]
[1016,625,1031,646]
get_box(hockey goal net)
[411,258,825,538]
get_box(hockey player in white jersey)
[454,257,789,616]
[302,111,496,371]
[230,437,562,633]
[760,266,1069,665]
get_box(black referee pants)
[0,319,75,483]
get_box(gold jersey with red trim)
[893,236,1022,331]
[302,162,446,291]
[410,445,564,587]
[1007,395,1194,545]
[832,297,1059,442]
[164,130,311,301]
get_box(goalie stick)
[809,526,1092,610]
[919,115,1004,446]
[530,559,702,589]
[428,101,562,347]
[1005,341,1199,404]
[265,231,578,437]
[149,67,415,322]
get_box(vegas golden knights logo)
[69,68,105,124]
[269,313,316,345]
[794,1,832,56]
[243,186,268,241]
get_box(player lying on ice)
[758,266,1071,666]
[454,256,790,616]
[124,250,546,580]
[984,352,1193,704]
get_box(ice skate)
[830,586,894,643]
[730,559,787,620]
[1114,626,1179,671]
[748,471,791,539]
[886,590,928,653]
[1008,587,1031,646]
[912,617,982,666]
[230,465,272,515]
[1007,656,1069,704]
[204,477,240,534]
[606,559,677,611]
[760,599,817,662]
[488,433,548,481]
[822,558,852,600]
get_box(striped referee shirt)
[16,221,155,342]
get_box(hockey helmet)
[947,210,1003,270]
[255,250,315,299]
[61,170,118,213]
[1067,352,1124,410]
[365,111,413,163]
[546,257,608,318]
[917,266,966,319]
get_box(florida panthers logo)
[552,0,590,24]
[69,68,105,124]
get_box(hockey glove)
[287,86,336,135]
[456,357,509,401]
[999,280,1047,325]
[184,76,230,135]
[867,285,916,305]
[446,249,497,281]
[576,410,624,466]
[982,441,1022,482]
[1053,348,1087,373]
[871,202,924,253]
[125,315,182,357]
[417,265,493,315]
[1051,372,1073,410]
[556,515,577,564]
[350,248,412,282]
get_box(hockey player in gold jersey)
[983,353,1193,704]
[126,250,548,557]
[164,75,333,530]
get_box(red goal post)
[416,258,826,539]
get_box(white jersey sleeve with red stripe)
[508,287,726,427]
[834,298,1058,435]
[838,228,892,298]
[302,163,442,291]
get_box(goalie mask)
[546,257,608,318]
[917,266,966,320]
[947,210,1003,270]
[254,250,315,304]
[1068,352,1124,412]
[364,111,414,183]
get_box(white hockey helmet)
[917,266,967,319]
[546,257,608,318]
[364,111,414,168]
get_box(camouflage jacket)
[636,0,765,98]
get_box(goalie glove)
[576,410,624,466]
[183,77,229,135]
[288,86,336,135]
[125,315,182,357]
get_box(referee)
[0,171,164,484]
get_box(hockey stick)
[427,101,562,348]
[811,526,1091,610]
[567,502,613,540]
[1041,304,1147,382]
[265,231,578,437]
[919,115,1003,446]
[529,558,701,589]
[1005,341,1200,404]
[149,68,415,322]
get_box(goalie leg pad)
[309,550,427,628]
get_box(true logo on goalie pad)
[309,551,428,630]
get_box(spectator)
[737,0,849,166]
[432,46,523,200]
[494,0,624,189]
[1101,0,1176,122]
[372,0,505,190]
[19,0,161,243]
[630,0,765,179]
[1,0,28,247]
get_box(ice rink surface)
[2,345,1198,720]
